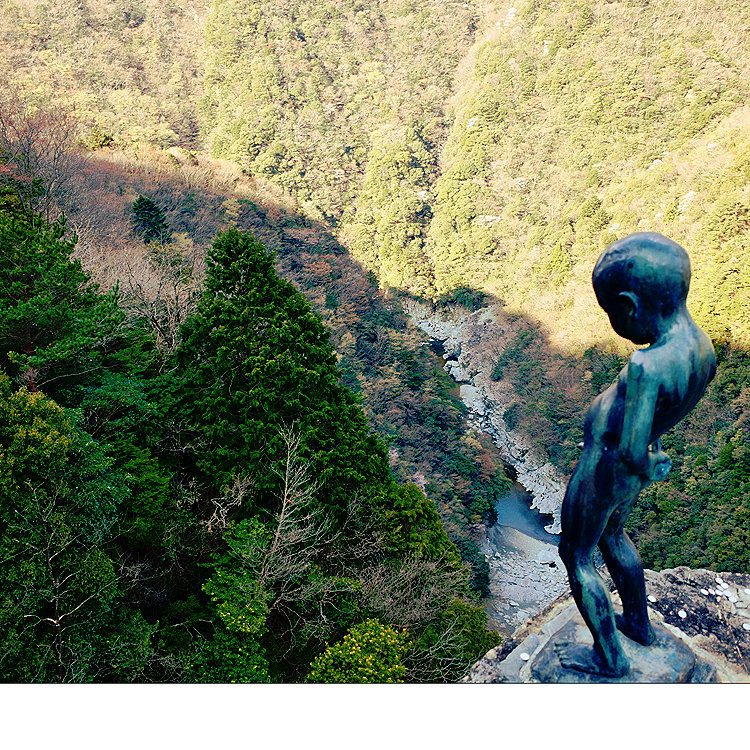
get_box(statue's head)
[592,233,691,345]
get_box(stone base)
[464,596,749,683]
[529,613,715,683]
[466,568,750,683]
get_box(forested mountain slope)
[3,0,748,348]
[2,0,750,684]
[425,0,750,352]
[0,189,501,682]
[187,0,750,351]
[0,0,205,146]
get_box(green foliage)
[0,210,124,395]
[164,226,489,681]
[69,365,175,553]
[80,126,114,151]
[626,342,750,572]
[192,546,272,683]
[438,287,488,311]
[453,538,492,598]
[132,195,172,244]
[0,184,502,683]
[491,328,538,382]
[307,619,409,683]
[0,1,204,147]
[423,0,750,348]
[201,0,476,223]
[107,437,171,549]
[704,196,750,248]
[343,124,437,295]
[370,482,460,562]
[171,226,389,514]
[542,241,573,286]
[0,373,141,682]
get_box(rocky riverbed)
[404,299,570,637]
[403,298,566,533]
[401,300,750,680]
[482,524,568,637]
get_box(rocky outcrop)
[465,566,750,683]
[403,299,566,532]
[402,301,750,682]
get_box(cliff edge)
[465,566,750,683]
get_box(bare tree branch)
[0,93,84,221]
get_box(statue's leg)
[558,538,630,677]
[599,527,655,647]
[557,461,629,677]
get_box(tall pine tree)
[0,209,123,396]
[171,226,392,516]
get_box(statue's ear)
[618,291,638,316]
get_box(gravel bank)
[483,524,568,637]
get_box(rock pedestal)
[529,609,715,683]
[465,567,750,684]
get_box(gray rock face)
[640,567,750,676]
[465,566,750,683]
[403,299,566,533]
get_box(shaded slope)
[57,145,512,595]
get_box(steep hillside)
[425,0,750,350]
[2,0,749,594]
[4,0,748,348]
[0,0,206,145]
[201,0,476,223]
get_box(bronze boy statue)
[557,233,716,677]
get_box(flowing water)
[483,483,566,636]
[494,483,560,545]
[409,316,568,634]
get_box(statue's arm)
[618,359,661,478]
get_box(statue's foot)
[554,641,629,678]
[615,613,655,647]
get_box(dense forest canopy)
[3,0,747,342]
[0,203,498,682]
[1,0,750,681]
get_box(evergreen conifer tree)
[171,226,390,516]
[131,195,172,245]
[0,209,123,395]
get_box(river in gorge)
[494,482,559,546]
[482,482,568,637]
[412,310,571,637]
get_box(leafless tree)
[207,473,253,533]
[122,239,202,358]
[207,426,481,676]
[212,427,361,646]
[402,609,478,682]
[243,428,337,603]
[0,93,83,221]
[358,553,470,629]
